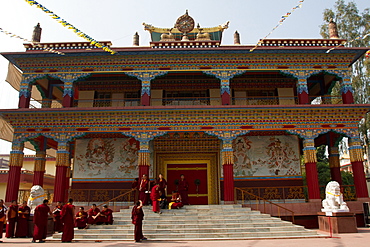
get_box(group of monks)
[0,198,114,243]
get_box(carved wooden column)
[348,137,368,198]
[203,70,246,105]
[124,71,168,106]
[5,139,24,202]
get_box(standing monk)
[75,207,88,229]
[156,173,167,199]
[100,205,114,225]
[0,200,7,243]
[61,198,75,243]
[131,200,147,243]
[138,174,150,206]
[15,201,30,237]
[52,201,63,232]
[5,200,18,238]
[178,174,189,205]
[150,182,161,214]
[33,199,54,243]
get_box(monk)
[86,204,100,228]
[138,174,150,205]
[131,200,147,243]
[132,177,139,202]
[169,191,183,209]
[15,201,30,238]
[75,207,88,229]
[32,199,54,243]
[0,199,7,243]
[150,182,161,214]
[52,201,63,232]
[156,173,167,198]
[178,174,189,205]
[5,200,18,238]
[61,198,75,242]
[100,205,114,225]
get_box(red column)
[303,139,320,200]
[329,147,342,184]
[342,91,354,104]
[33,150,46,186]
[64,167,71,202]
[62,94,73,107]
[341,77,354,104]
[5,141,24,203]
[298,91,309,104]
[53,142,70,203]
[221,92,231,105]
[141,93,150,106]
[349,137,368,198]
[222,145,235,203]
[18,95,31,108]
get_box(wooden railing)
[235,187,295,223]
[68,189,136,207]
[96,189,136,212]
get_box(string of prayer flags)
[250,0,305,52]
[24,0,116,54]
[0,27,65,55]
[326,32,370,53]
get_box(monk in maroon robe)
[0,200,7,243]
[170,191,184,209]
[75,207,88,229]
[86,204,100,227]
[178,174,189,205]
[100,205,114,225]
[33,199,54,243]
[6,200,18,238]
[156,174,167,198]
[132,178,139,202]
[150,183,161,213]
[52,201,63,232]
[61,198,75,242]
[139,174,150,206]
[131,200,146,242]
[15,201,30,237]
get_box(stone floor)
[1,228,370,247]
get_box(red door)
[167,163,208,205]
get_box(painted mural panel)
[74,138,139,179]
[233,135,301,177]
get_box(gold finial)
[329,18,339,39]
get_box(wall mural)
[74,138,139,179]
[233,135,301,177]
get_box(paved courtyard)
[0,228,370,247]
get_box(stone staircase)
[50,204,324,241]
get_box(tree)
[320,0,370,150]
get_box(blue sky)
[0,0,368,154]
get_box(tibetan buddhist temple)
[0,11,369,226]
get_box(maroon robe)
[5,205,18,238]
[178,179,189,205]
[150,185,160,213]
[131,205,144,242]
[100,208,114,225]
[139,179,150,205]
[156,178,167,197]
[75,211,88,229]
[61,203,75,242]
[170,192,184,209]
[15,205,30,237]
[53,205,63,232]
[33,204,50,242]
[87,208,100,225]
[0,206,6,240]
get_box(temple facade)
[0,12,369,213]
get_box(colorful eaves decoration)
[326,32,370,53]
[24,0,116,55]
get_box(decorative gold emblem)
[175,10,195,40]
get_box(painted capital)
[348,137,364,162]
[124,71,168,96]
[281,70,320,95]
[9,139,24,167]
[34,150,46,172]
[303,138,317,164]
[203,70,246,95]
[49,73,91,97]
[56,141,70,167]
[19,74,47,98]
[124,131,168,145]
[42,132,86,143]
[328,147,340,168]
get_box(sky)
[0,0,368,155]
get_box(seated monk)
[99,205,113,225]
[169,191,183,209]
[75,207,88,229]
[86,204,100,227]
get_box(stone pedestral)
[318,212,358,233]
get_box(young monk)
[75,207,88,229]
[138,174,150,205]
[61,198,75,243]
[100,205,114,225]
[52,201,63,233]
[150,182,161,214]
[15,201,30,237]
[131,200,146,243]
[169,191,184,209]
[5,200,18,238]
[32,200,54,243]
[86,204,100,228]
[178,174,189,205]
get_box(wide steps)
[50,204,323,241]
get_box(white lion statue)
[321,181,349,212]
[28,185,46,214]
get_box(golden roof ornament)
[175,10,195,41]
